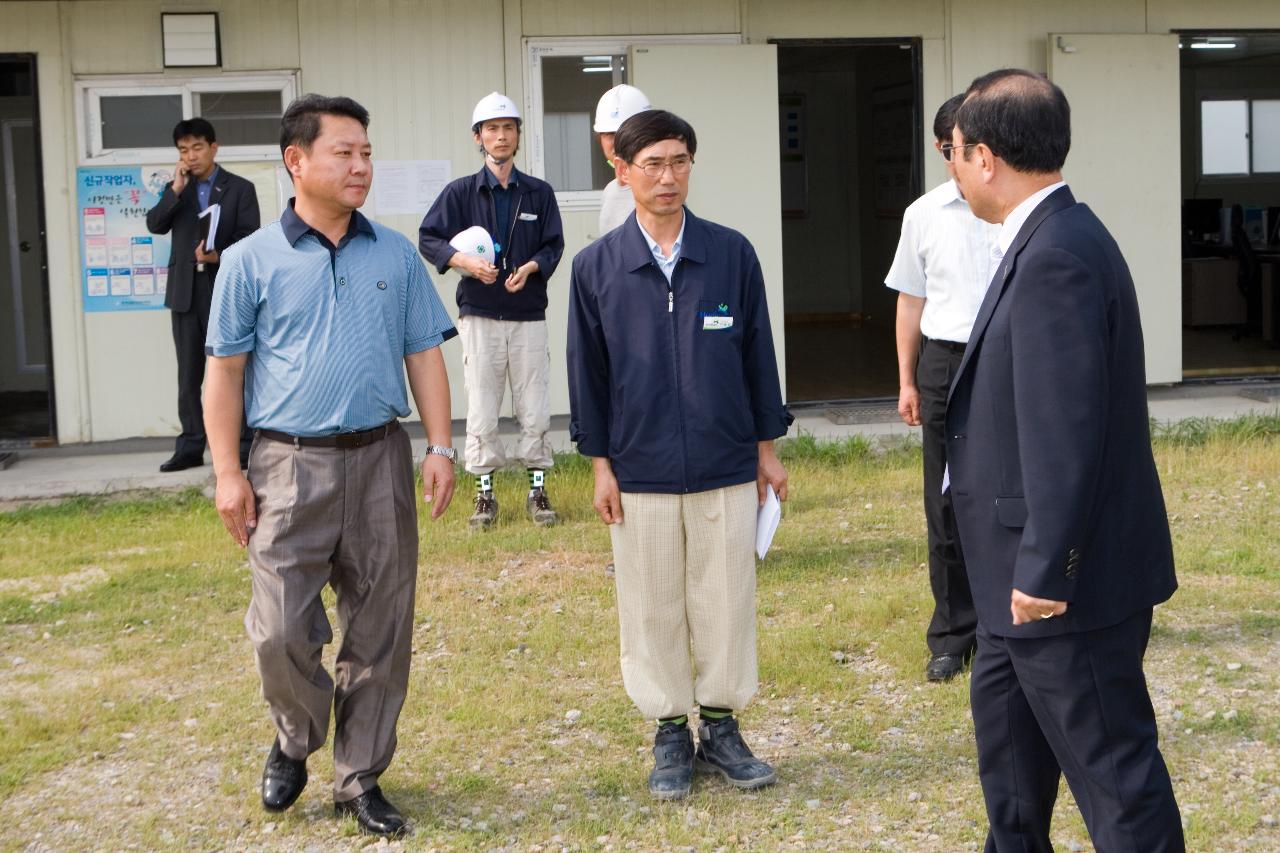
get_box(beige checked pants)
[459,315,554,475]
[609,481,759,720]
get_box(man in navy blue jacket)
[567,110,792,801]
[947,69,1182,851]
[419,93,564,529]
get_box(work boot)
[649,722,694,800]
[470,492,498,530]
[525,487,559,526]
[694,716,777,789]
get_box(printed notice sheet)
[371,160,451,216]
[77,167,173,312]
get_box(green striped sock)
[698,706,732,720]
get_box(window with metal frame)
[76,73,297,165]
[1200,98,1280,176]
[523,36,738,212]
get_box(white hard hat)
[593,84,652,133]
[472,92,521,128]
[449,226,496,261]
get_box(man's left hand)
[195,240,220,265]
[505,261,538,293]
[421,453,456,520]
[1011,588,1068,625]
[756,440,788,506]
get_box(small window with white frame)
[523,36,738,211]
[76,72,298,165]
[1200,98,1280,177]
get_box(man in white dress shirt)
[885,94,1000,683]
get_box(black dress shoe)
[159,453,203,473]
[335,786,406,836]
[926,652,969,682]
[261,740,307,812]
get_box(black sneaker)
[470,492,498,530]
[648,722,694,800]
[694,716,777,789]
[525,487,559,526]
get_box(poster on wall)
[77,166,173,312]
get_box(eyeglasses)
[939,142,978,162]
[631,156,694,178]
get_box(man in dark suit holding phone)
[146,118,260,472]
[946,69,1183,851]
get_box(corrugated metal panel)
[297,0,511,419]
[950,0,1146,81]
[219,0,301,71]
[66,0,299,75]
[1148,0,1280,32]
[521,0,739,37]
[68,1,165,74]
[298,0,504,164]
[745,0,945,41]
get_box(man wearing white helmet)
[419,92,565,530]
[594,84,652,235]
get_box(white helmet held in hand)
[472,92,522,130]
[593,84,652,133]
[449,225,495,261]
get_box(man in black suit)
[946,69,1183,852]
[146,118,260,472]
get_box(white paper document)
[755,484,782,560]
[372,160,451,215]
[198,203,221,252]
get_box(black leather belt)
[257,420,400,449]
[924,336,967,353]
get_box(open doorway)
[1179,32,1280,378]
[773,39,922,403]
[0,54,54,444]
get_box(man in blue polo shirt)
[567,110,792,801]
[204,94,457,837]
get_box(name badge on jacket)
[703,316,733,330]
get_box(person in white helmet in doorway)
[419,92,565,530]
[594,84,652,236]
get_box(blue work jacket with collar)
[567,208,793,494]
[418,165,564,321]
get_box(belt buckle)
[349,432,366,449]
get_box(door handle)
[19,241,31,252]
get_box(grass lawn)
[1,416,1278,851]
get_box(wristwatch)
[425,445,457,462]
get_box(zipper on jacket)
[505,192,523,274]
[666,265,690,492]
[486,188,500,271]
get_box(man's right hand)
[452,253,499,285]
[592,458,623,525]
[898,384,922,427]
[215,471,257,547]
[171,161,189,194]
